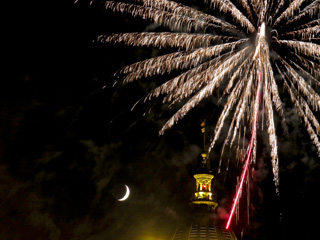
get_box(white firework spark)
[96,0,320,189]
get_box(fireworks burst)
[95,0,319,226]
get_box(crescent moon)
[118,185,130,201]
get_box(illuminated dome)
[170,167,237,240]
[171,122,237,240]
[170,172,237,240]
[171,223,237,240]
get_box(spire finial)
[201,121,210,172]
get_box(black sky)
[2,0,320,239]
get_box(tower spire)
[201,121,210,172]
[192,122,217,210]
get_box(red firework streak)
[226,64,263,230]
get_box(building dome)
[171,222,237,240]
[170,166,237,240]
[171,122,237,240]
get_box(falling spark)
[226,57,262,230]
[95,0,320,228]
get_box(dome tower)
[171,122,237,240]
[192,122,218,209]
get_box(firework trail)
[95,0,320,228]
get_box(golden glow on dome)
[192,173,218,209]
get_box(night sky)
[2,1,320,239]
